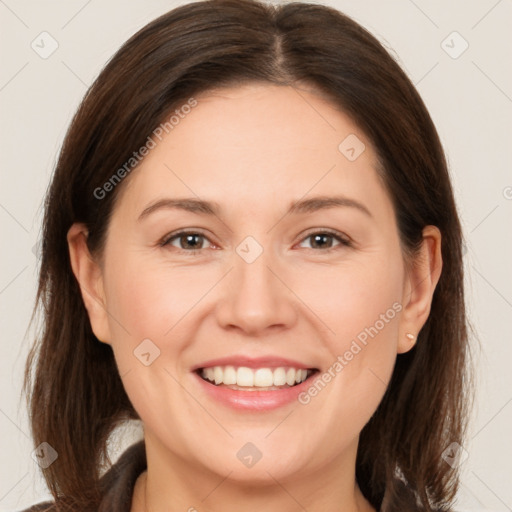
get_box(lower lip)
[193,371,317,411]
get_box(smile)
[193,357,320,411]
[199,365,314,390]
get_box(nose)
[214,246,298,336]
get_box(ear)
[397,225,443,354]
[67,222,112,345]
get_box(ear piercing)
[405,332,416,345]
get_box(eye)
[160,230,213,254]
[159,228,352,255]
[297,230,352,252]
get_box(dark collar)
[21,440,147,512]
[98,439,147,511]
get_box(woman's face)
[70,83,437,485]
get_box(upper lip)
[191,355,318,371]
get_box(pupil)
[313,234,331,249]
[184,234,201,249]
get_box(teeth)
[254,368,273,387]
[237,367,254,386]
[214,366,223,385]
[205,367,214,381]
[200,366,311,388]
[223,365,237,385]
[273,367,286,386]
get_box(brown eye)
[297,230,352,251]
[161,231,212,253]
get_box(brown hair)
[23,0,474,510]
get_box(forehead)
[115,83,389,219]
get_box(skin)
[67,83,442,512]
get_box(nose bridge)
[215,234,297,334]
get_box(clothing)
[20,440,147,512]
[21,441,459,511]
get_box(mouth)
[196,365,319,391]
[193,363,320,411]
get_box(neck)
[131,430,375,512]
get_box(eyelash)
[159,229,353,255]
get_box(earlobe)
[397,225,443,354]
[67,223,112,345]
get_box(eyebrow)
[137,194,373,221]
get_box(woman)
[22,0,474,510]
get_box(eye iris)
[181,234,202,249]
[311,233,333,249]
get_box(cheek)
[300,249,403,348]
[101,259,206,426]
[101,256,201,377]
[105,254,209,335]
[296,252,402,418]
[337,260,402,376]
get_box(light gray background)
[1,1,511,511]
